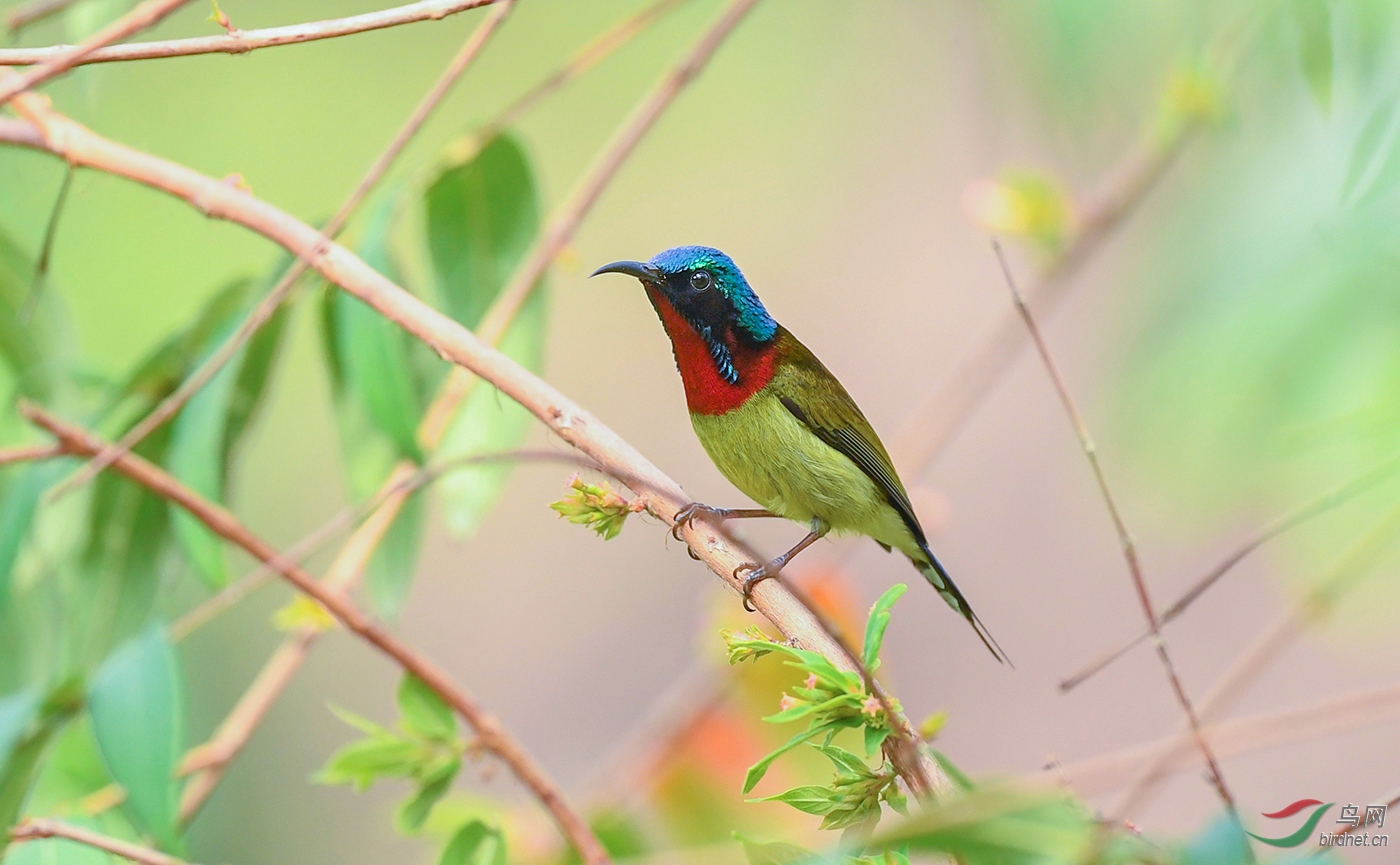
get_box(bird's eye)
[690,270,713,291]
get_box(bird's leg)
[671,502,780,542]
[734,520,831,612]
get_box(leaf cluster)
[723,582,911,847]
[319,675,467,834]
[549,475,643,540]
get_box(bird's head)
[590,245,777,345]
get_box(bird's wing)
[773,331,926,547]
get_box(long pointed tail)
[911,547,1012,666]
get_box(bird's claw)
[734,561,777,612]
[671,501,719,542]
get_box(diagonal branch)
[0,0,195,106]
[1112,496,1400,818]
[0,78,948,798]
[10,819,194,865]
[5,0,82,35]
[1061,447,1400,691]
[0,0,501,68]
[994,243,1246,829]
[48,0,516,502]
[173,449,597,822]
[21,403,612,865]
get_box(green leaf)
[0,680,82,833]
[366,484,424,619]
[86,624,184,850]
[318,735,423,791]
[396,756,460,833]
[750,785,837,816]
[397,674,455,743]
[733,833,822,865]
[1292,0,1332,112]
[0,462,65,615]
[814,744,874,778]
[328,194,423,462]
[425,135,548,538]
[862,584,906,669]
[332,290,423,462]
[863,724,890,757]
[1181,812,1251,865]
[0,691,37,782]
[743,720,842,794]
[867,785,1095,865]
[425,135,540,331]
[0,227,56,400]
[438,819,503,865]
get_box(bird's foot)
[734,560,783,612]
[671,502,733,541]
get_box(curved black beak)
[590,260,662,283]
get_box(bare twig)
[0,80,947,797]
[0,0,195,107]
[418,0,765,446]
[1062,447,1400,691]
[10,819,193,865]
[994,242,1244,826]
[21,403,612,865]
[48,0,516,502]
[0,443,63,467]
[465,0,695,147]
[20,162,73,323]
[5,0,82,35]
[0,0,500,67]
[1047,683,1400,796]
[1113,496,1400,818]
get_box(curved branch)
[10,819,193,865]
[0,0,501,68]
[0,0,194,105]
[0,84,948,797]
[22,404,612,865]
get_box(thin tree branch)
[1062,447,1400,691]
[994,242,1245,828]
[49,0,516,502]
[173,449,597,822]
[0,79,948,798]
[5,0,82,35]
[0,443,63,466]
[9,819,193,865]
[1319,785,1400,846]
[417,0,765,446]
[1046,683,1400,796]
[0,0,195,107]
[467,0,695,146]
[21,403,612,865]
[1112,496,1400,818]
[0,0,501,67]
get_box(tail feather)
[911,547,1012,667]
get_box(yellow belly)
[689,390,913,552]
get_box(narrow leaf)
[397,674,455,743]
[86,624,184,849]
[396,757,459,833]
[743,721,842,794]
[366,486,424,620]
[863,584,907,668]
[439,819,493,865]
[1292,0,1333,112]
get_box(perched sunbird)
[592,246,1007,663]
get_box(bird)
[591,245,1007,663]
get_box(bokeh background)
[2,0,1399,863]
